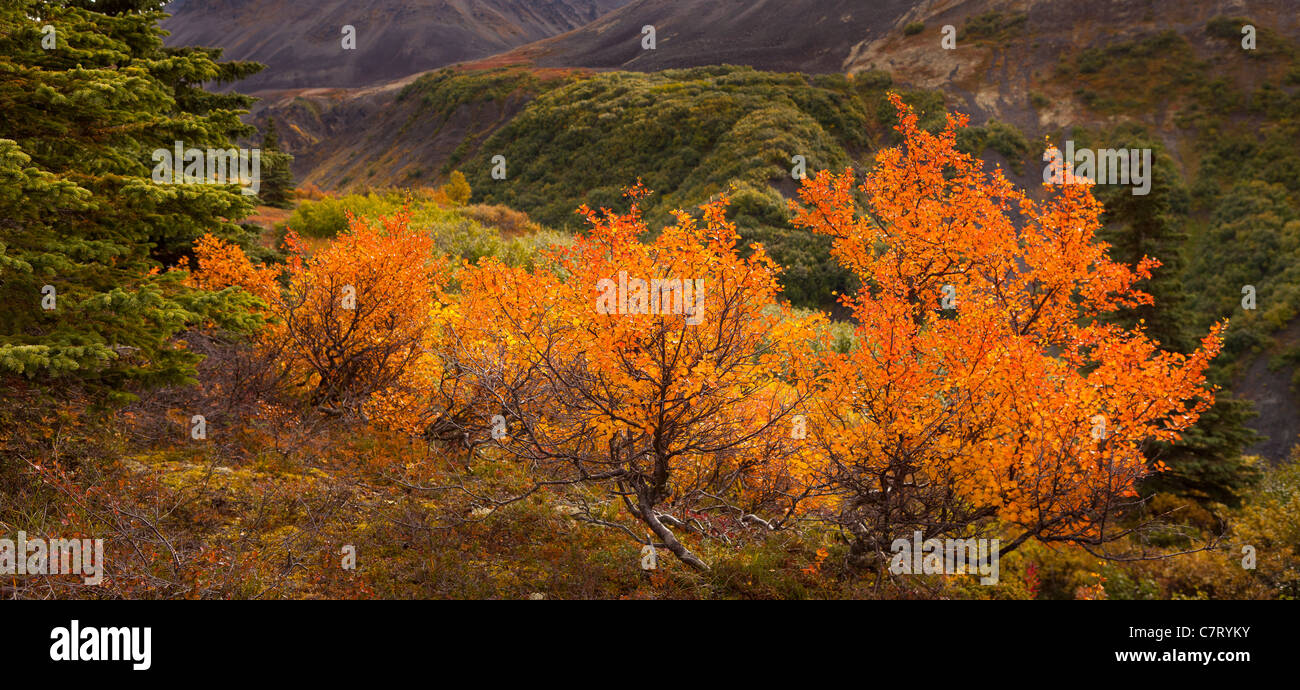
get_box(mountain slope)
[843,0,1300,133]
[486,0,918,73]
[160,0,635,91]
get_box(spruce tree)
[1093,127,1258,505]
[0,0,267,401]
[258,117,295,209]
[1095,132,1192,351]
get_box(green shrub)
[286,196,350,237]
[959,11,1027,43]
[956,119,1031,172]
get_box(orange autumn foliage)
[792,94,1224,559]
[181,233,280,304]
[370,187,824,569]
[189,211,451,406]
[180,96,1225,576]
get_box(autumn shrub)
[792,95,1225,572]
[363,98,1230,581]
[294,182,331,202]
[190,212,451,408]
[460,203,542,237]
[370,186,825,570]
[442,170,472,205]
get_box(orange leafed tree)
[378,188,824,569]
[182,97,1224,579]
[188,211,451,408]
[792,94,1225,566]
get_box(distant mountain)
[490,0,918,73]
[160,0,635,92]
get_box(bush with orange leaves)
[188,211,451,409]
[184,98,1226,582]
[370,187,825,570]
[791,95,1225,569]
